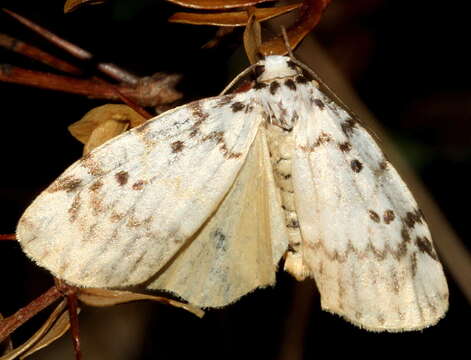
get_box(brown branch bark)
[0,286,61,343]
[0,65,182,107]
[0,33,82,75]
[2,8,139,86]
[66,292,82,360]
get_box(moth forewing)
[290,78,448,331]
[16,91,263,290]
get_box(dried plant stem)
[0,65,178,107]
[0,33,82,75]
[0,286,61,343]
[66,292,82,360]
[2,8,138,85]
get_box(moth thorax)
[265,125,302,248]
[256,55,299,82]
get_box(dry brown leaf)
[0,301,70,360]
[64,0,107,13]
[169,3,301,26]
[260,0,331,55]
[243,12,262,64]
[68,104,146,154]
[77,288,205,318]
[167,0,274,10]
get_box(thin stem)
[2,8,139,85]
[0,286,61,343]
[0,65,181,106]
[66,292,82,360]
[0,33,82,75]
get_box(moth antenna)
[219,63,259,95]
[281,26,295,59]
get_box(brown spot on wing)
[80,153,105,176]
[188,101,210,138]
[190,101,209,121]
[269,81,280,95]
[404,210,423,229]
[338,142,352,152]
[401,226,411,243]
[110,212,125,223]
[284,79,296,91]
[313,99,325,110]
[411,252,418,277]
[231,101,245,112]
[351,159,363,173]
[315,132,332,146]
[171,140,184,153]
[368,210,380,223]
[341,118,357,137]
[254,82,267,90]
[68,194,81,223]
[132,180,147,190]
[48,175,82,193]
[127,216,143,228]
[115,171,129,186]
[383,210,395,224]
[202,131,242,159]
[90,180,103,192]
[415,236,438,260]
[299,132,332,152]
[295,75,308,84]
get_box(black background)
[0,1,469,359]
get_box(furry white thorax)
[256,55,299,81]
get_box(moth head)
[255,55,300,82]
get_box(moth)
[17,55,448,332]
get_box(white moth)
[17,55,448,332]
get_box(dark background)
[0,0,469,359]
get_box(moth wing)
[292,88,448,331]
[17,92,264,290]
[147,129,289,307]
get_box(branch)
[0,286,61,343]
[0,65,182,107]
[2,8,138,85]
[0,33,82,75]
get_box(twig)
[0,286,62,343]
[93,77,153,119]
[65,291,82,360]
[2,8,139,85]
[0,65,181,107]
[0,234,16,241]
[0,33,82,75]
